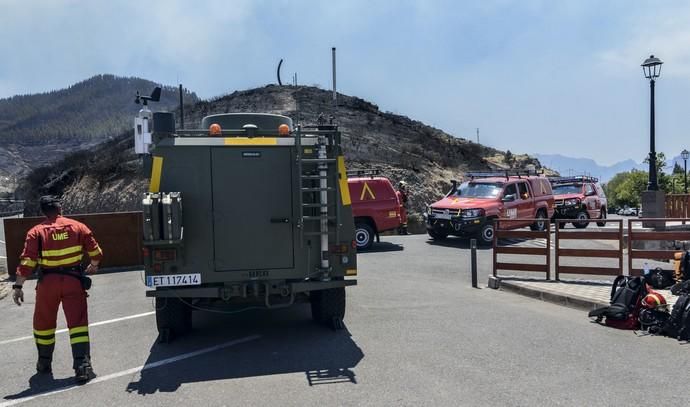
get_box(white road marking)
[0,334,261,407]
[0,311,156,346]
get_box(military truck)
[138,104,357,341]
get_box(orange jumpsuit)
[16,215,103,369]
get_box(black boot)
[36,357,52,374]
[74,356,94,383]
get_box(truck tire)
[427,229,448,240]
[354,222,374,250]
[311,287,346,330]
[478,223,495,246]
[155,297,192,343]
[573,210,589,229]
[530,209,548,231]
[596,209,606,227]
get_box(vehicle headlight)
[427,206,433,215]
[461,208,485,218]
[564,198,580,206]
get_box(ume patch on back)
[51,231,69,241]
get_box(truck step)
[301,187,335,192]
[299,158,336,164]
[302,216,337,221]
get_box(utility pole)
[476,128,479,144]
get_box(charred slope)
[0,74,197,191]
[18,85,546,229]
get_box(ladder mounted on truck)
[294,125,344,276]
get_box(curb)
[490,277,608,312]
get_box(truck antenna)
[179,84,184,130]
[332,47,337,115]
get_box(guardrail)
[554,219,623,279]
[493,218,551,280]
[627,218,690,277]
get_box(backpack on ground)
[675,294,690,341]
[588,276,647,330]
[681,251,690,281]
[645,267,675,290]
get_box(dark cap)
[39,195,62,210]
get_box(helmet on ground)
[641,292,667,309]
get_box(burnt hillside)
[18,85,546,229]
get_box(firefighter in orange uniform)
[12,196,103,383]
[396,181,409,235]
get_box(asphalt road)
[0,232,688,406]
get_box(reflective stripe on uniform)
[39,254,83,267]
[20,258,37,267]
[88,246,102,257]
[70,336,89,345]
[69,326,89,344]
[41,245,82,257]
[34,328,56,336]
[35,337,56,345]
[69,326,89,335]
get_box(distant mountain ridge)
[533,153,646,182]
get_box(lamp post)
[682,149,689,194]
[642,55,663,191]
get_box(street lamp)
[682,149,689,193]
[642,55,663,190]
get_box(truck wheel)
[478,223,495,246]
[573,210,589,229]
[530,209,548,231]
[354,223,374,250]
[428,229,448,240]
[311,288,346,330]
[155,297,192,343]
[596,209,607,227]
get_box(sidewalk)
[491,276,678,311]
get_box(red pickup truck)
[348,174,403,250]
[425,173,555,245]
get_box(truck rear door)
[211,147,295,271]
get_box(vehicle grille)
[431,208,460,216]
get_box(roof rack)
[548,175,599,184]
[466,169,544,180]
[346,169,381,178]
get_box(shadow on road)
[425,237,493,250]
[358,241,404,253]
[125,304,364,395]
[3,373,77,401]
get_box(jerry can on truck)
[138,107,357,342]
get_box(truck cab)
[347,173,402,250]
[425,173,554,245]
[549,176,607,228]
[140,111,357,341]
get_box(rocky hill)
[0,74,198,193]
[16,84,547,231]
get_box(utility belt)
[40,265,92,290]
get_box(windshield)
[453,182,502,198]
[552,184,582,195]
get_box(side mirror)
[502,194,516,202]
[585,190,596,196]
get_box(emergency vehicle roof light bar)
[346,169,380,177]
[548,175,599,184]
[466,169,544,180]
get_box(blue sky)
[1,0,690,165]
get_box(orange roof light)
[278,124,290,137]
[209,123,222,136]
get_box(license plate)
[435,213,452,220]
[146,273,201,287]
